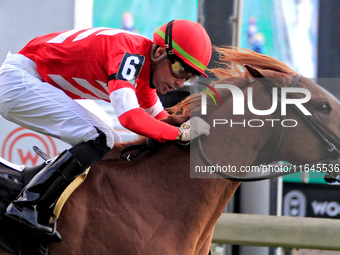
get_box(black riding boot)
[5,150,85,236]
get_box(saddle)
[0,155,89,255]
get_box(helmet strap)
[165,20,175,64]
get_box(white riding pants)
[0,53,118,148]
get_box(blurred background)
[1,1,340,255]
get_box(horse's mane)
[209,46,295,78]
[167,46,296,122]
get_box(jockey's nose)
[175,79,185,89]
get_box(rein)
[271,73,302,154]
[119,138,189,161]
[119,138,158,161]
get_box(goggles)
[168,58,197,80]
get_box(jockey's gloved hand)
[177,117,210,141]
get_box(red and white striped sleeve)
[109,82,178,141]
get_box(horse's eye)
[316,103,331,114]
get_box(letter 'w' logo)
[18,149,39,165]
[197,83,222,115]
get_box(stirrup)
[32,215,62,243]
[43,215,62,243]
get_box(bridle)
[197,73,340,182]
[271,73,301,154]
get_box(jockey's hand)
[177,117,210,141]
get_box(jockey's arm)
[109,85,179,142]
[109,81,210,142]
[118,108,179,142]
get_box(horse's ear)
[245,65,264,78]
[245,65,285,87]
[245,65,280,79]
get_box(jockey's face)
[151,47,186,94]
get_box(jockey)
[0,19,211,239]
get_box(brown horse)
[1,46,340,255]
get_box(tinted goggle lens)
[169,59,197,80]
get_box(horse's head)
[165,46,340,181]
[246,65,340,165]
